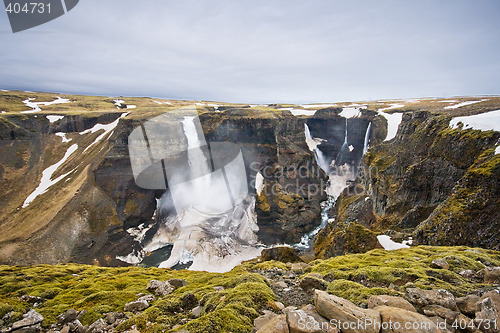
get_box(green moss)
[256,192,270,212]
[251,260,289,271]
[181,306,253,333]
[366,149,396,172]
[327,279,399,305]
[308,246,500,304]
[468,149,499,177]
[0,301,24,318]
[315,222,379,259]
[0,245,498,332]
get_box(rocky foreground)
[0,246,499,333]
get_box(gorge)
[0,91,499,270]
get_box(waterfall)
[181,116,211,208]
[182,116,211,180]
[335,118,350,166]
[363,122,372,155]
[304,123,330,173]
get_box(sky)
[0,0,499,104]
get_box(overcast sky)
[0,0,499,104]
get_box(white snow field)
[449,109,500,132]
[377,235,411,250]
[444,99,488,109]
[22,144,78,208]
[79,113,128,152]
[21,97,71,113]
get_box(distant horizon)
[1,87,499,105]
[1,1,500,104]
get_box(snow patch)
[46,115,64,123]
[495,146,500,155]
[80,113,128,152]
[444,99,488,109]
[378,104,405,112]
[114,99,136,109]
[379,112,403,141]
[22,144,78,208]
[1,89,8,92]
[449,110,500,132]
[377,235,410,250]
[289,108,317,116]
[255,172,264,196]
[348,145,354,152]
[116,250,146,265]
[339,107,362,118]
[21,97,71,113]
[152,100,172,105]
[55,132,71,143]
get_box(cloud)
[0,0,499,103]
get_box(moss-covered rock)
[261,246,303,263]
[315,222,380,259]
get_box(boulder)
[367,295,417,313]
[484,267,500,284]
[459,270,476,280]
[375,305,439,333]
[87,318,107,333]
[456,295,480,317]
[427,316,455,333]
[285,304,338,333]
[404,288,458,311]
[104,312,125,325]
[123,300,149,312]
[11,310,43,331]
[56,309,78,324]
[168,279,188,290]
[272,281,288,289]
[291,263,310,272]
[261,247,303,263]
[191,306,203,318]
[182,293,198,310]
[299,276,328,292]
[255,314,289,333]
[313,290,381,333]
[422,305,459,325]
[431,259,450,270]
[254,311,278,331]
[146,280,173,297]
[475,293,500,333]
[137,294,155,303]
[274,302,285,310]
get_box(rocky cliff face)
[0,96,380,266]
[316,109,500,258]
[1,91,499,267]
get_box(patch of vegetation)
[326,279,399,305]
[306,246,500,304]
[0,264,274,333]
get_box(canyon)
[0,91,499,271]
